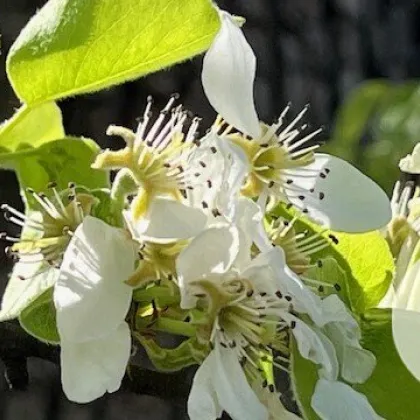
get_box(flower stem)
[152,317,196,338]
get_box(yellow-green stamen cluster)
[214,104,322,199]
[92,95,202,219]
[1,182,97,276]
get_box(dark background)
[1,0,420,419]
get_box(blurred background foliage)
[326,80,420,193]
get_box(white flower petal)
[54,216,135,342]
[235,197,271,252]
[399,143,420,174]
[0,264,58,321]
[263,247,325,323]
[392,308,420,381]
[124,198,207,244]
[189,346,267,420]
[324,323,376,384]
[187,132,249,221]
[214,344,268,420]
[290,320,339,381]
[312,379,382,420]
[319,295,359,328]
[394,260,420,310]
[177,225,240,308]
[60,322,131,403]
[202,11,260,138]
[216,139,250,220]
[288,154,392,233]
[188,350,224,420]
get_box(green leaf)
[7,0,220,104]
[290,337,320,420]
[306,258,351,309]
[10,136,109,208]
[19,287,60,344]
[273,206,393,314]
[355,308,420,419]
[0,102,64,165]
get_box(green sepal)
[134,333,208,373]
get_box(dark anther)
[210,146,217,154]
[202,201,209,209]
[212,208,222,217]
[285,295,292,302]
[68,182,75,189]
[290,321,296,329]
[207,180,212,188]
[316,260,323,268]
[328,234,339,245]
[302,208,309,214]
[268,181,275,188]
[268,384,275,393]
[276,291,283,299]
[260,143,269,148]
[260,292,267,297]
[319,192,325,200]
[318,285,324,293]
[246,289,254,298]
[298,195,305,201]
[262,380,268,388]
[286,179,293,185]
[325,168,330,174]
[220,342,228,349]
[47,181,57,188]
[334,283,342,292]
[199,161,206,168]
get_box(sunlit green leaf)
[306,257,351,309]
[0,102,64,166]
[7,0,220,104]
[19,287,60,344]
[355,308,420,419]
[10,136,109,208]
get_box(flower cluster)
[0,10,393,420]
